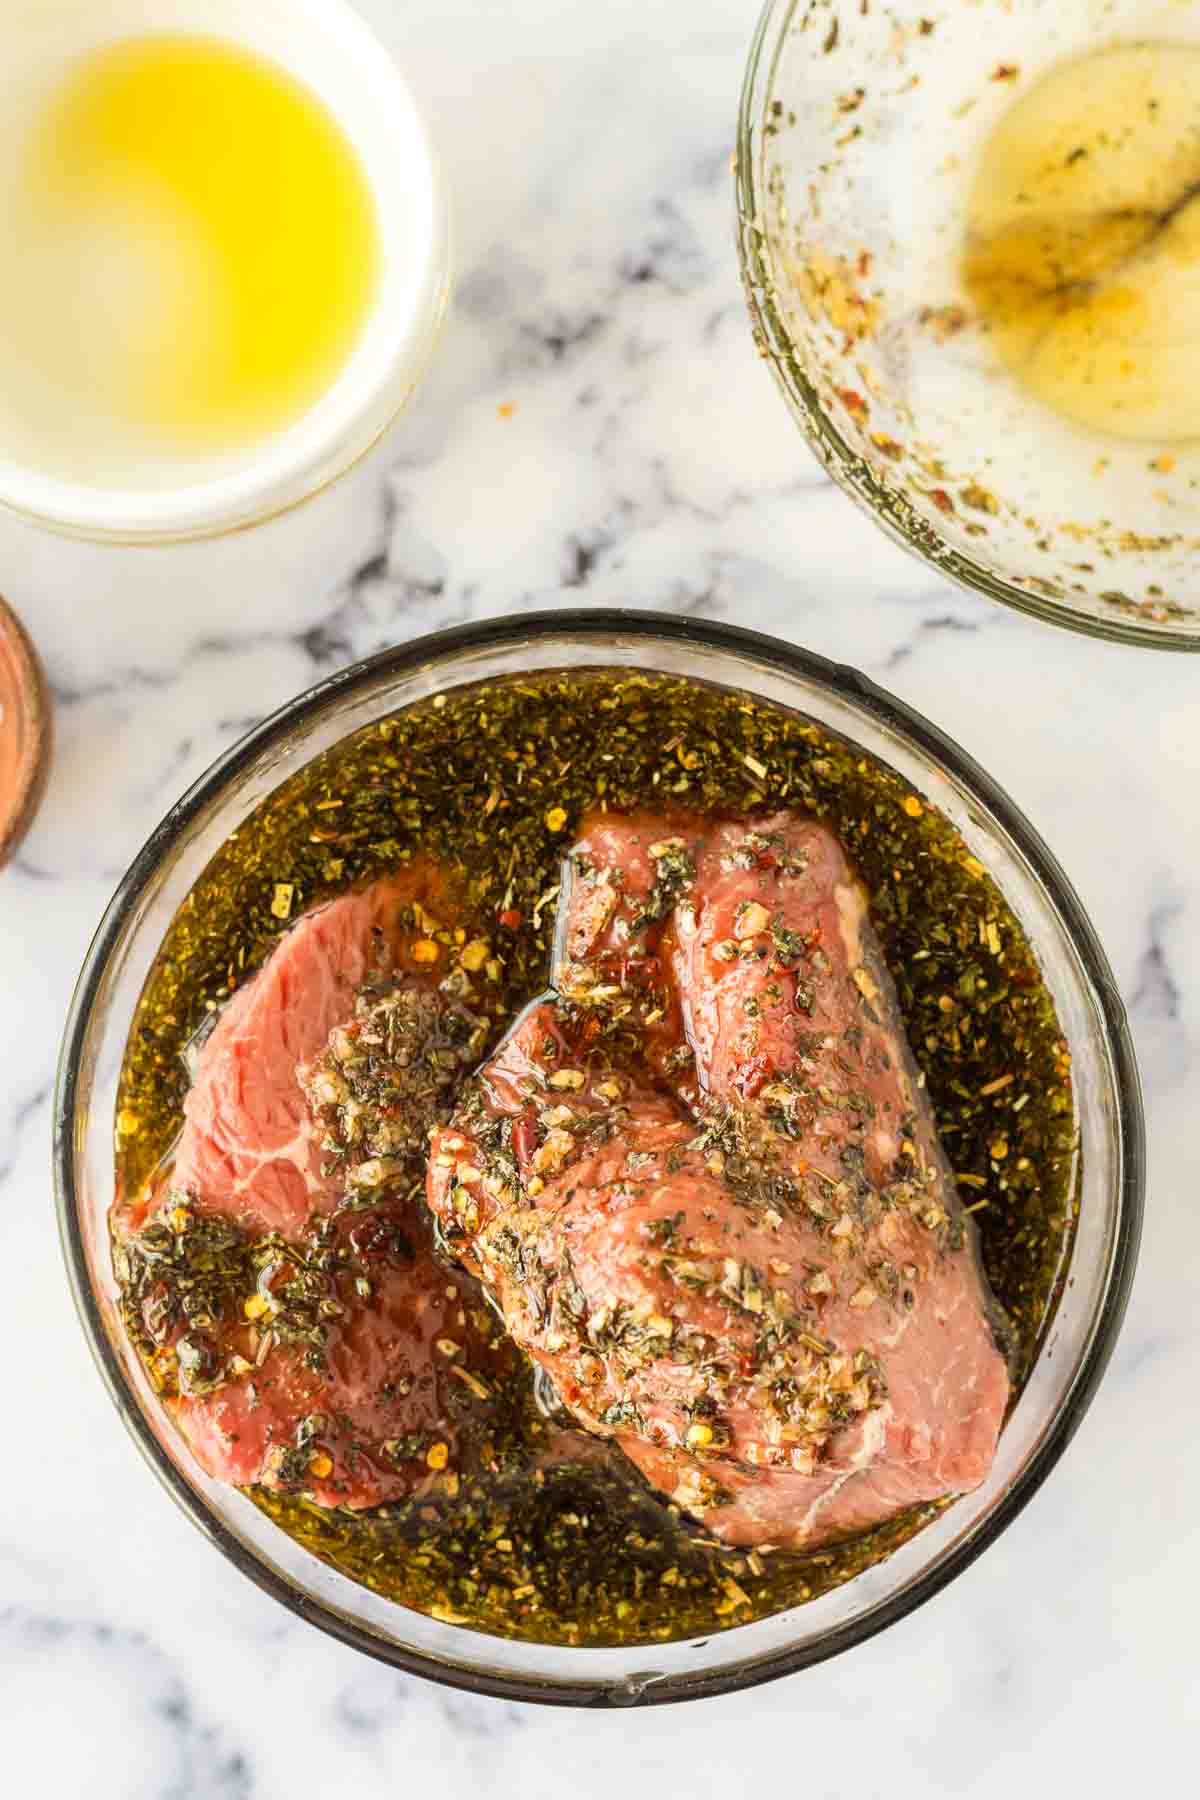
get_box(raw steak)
[117,868,512,1510]
[171,864,457,1238]
[428,811,1010,1549]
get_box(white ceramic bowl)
[0,0,449,542]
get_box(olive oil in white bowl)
[0,0,449,541]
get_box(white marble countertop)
[1,0,1195,1789]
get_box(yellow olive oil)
[964,43,1200,441]
[4,34,381,456]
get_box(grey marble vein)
[0,1609,252,1799]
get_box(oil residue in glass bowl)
[115,673,1078,1647]
[964,42,1200,441]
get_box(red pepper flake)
[734,1053,771,1101]
[512,1116,539,1164]
[498,908,523,930]
[836,387,869,418]
[991,64,1019,81]
[928,488,955,514]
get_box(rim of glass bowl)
[735,0,1200,653]
[54,610,1144,1705]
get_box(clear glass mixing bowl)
[737,0,1200,649]
[55,612,1143,1704]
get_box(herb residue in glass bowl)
[115,672,1077,1647]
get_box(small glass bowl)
[55,612,1143,1705]
[737,0,1200,649]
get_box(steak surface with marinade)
[114,868,514,1510]
[427,809,1010,1549]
